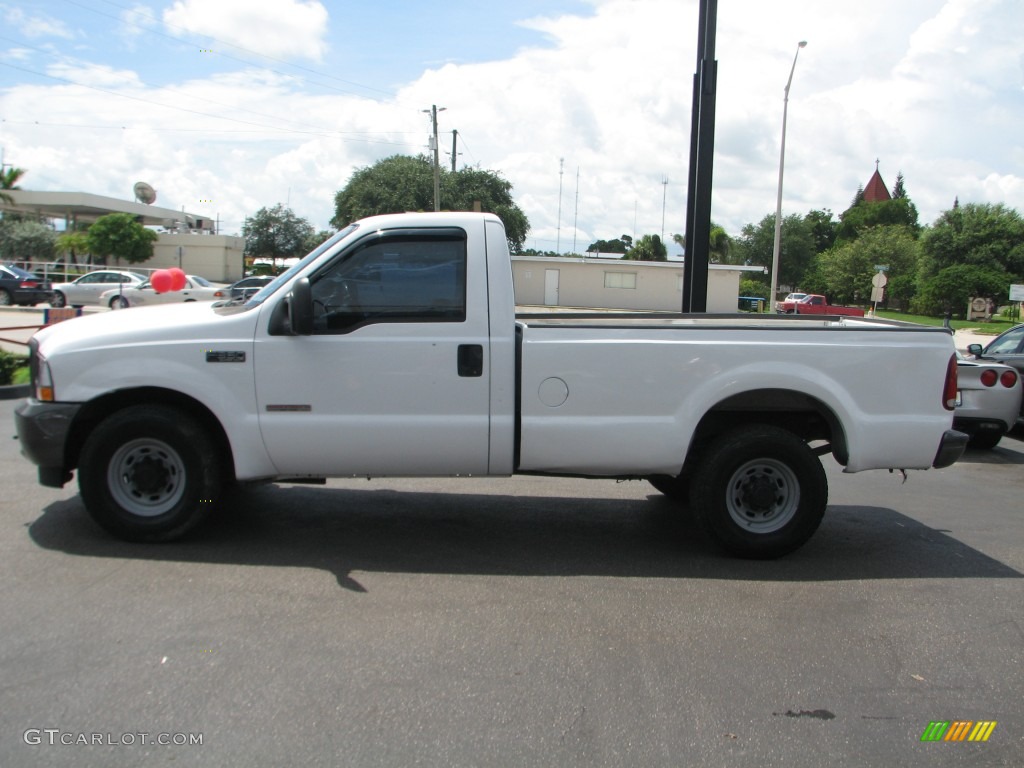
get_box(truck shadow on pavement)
[28,484,1022,592]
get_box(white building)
[512,255,766,313]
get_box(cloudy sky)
[1,0,1021,253]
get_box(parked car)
[228,276,273,302]
[774,292,806,311]
[967,324,1024,378]
[0,264,52,306]
[50,270,147,308]
[100,275,228,309]
[953,354,1022,449]
[776,294,866,316]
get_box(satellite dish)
[133,182,157,205]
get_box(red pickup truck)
[777,294,866,317]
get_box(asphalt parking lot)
[0,396,1021,768]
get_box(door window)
[309,231,466,333]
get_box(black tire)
[689,425,827,559]
[109,295,129,309]
[648,473,689,503]
[78,405,223,541]
[0,289,11,306]
[967,430,1002,450]
[51,291,67,308]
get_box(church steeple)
[862,160,891,203]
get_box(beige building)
[2,189,244,281]
[512,256,766,313]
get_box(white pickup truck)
[16,212,966,558]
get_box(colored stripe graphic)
[944,721,972,741]
[920,720,997,742]
[968,722,997,742]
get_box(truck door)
[253,226,492,477]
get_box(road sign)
[871,272,888,288]
[1009,284,1024,301]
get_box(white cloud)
[3,7,74,39]
[0,0,1021,251]
[162,0,329,62]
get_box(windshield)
[233,224,359,309]
[191,275,213,287]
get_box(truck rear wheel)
[78,405,223,541]
[689,425,827,559]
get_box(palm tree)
[673,221,733,263]
[0,166,27,206]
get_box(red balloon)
[168,268,187,291]
[150,269,172,293]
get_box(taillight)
[943,354,958,411]
[20,280,38,288]
[980,369,998,387]
[1001,370,1018,388]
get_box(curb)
[0,384,30,400]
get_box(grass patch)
[0,350,28,386]
[872,310,1016,335]
[12,366,29,385]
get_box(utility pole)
[661,177,669,243]
[682,0,718,312]
[572,166,580,254]
[450,129,458,172]
[556,157,564,253]
[422,104,446,211]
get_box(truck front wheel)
[689,425,827,559]
[78,405,223,541]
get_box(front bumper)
[15,399,81,487]
[933,429,969,469]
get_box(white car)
[100,275,228,309]
[50,270,147,308]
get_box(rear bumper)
[15,399,80,487]
[933,429,969,469]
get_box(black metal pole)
[682,0,718,313]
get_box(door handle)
[457,344,483,377]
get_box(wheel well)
[686,388,848,469]
[65,388,235,481]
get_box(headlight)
[29,340,55,402]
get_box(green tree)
[55,231,90,265]
[812,225,920,308]
[912,264,1009,318]
[86,213,158,265]
[242,204,315,267]
[673,222,732,263]
[623,234,667,261]
[891,171,907,199]
[836,197,920,244]
[331,154,530,252]
[587,236,631,254]
[303,228,333,255]
[732,214,815,290]
[0,218,56,262]
[804,209,837,253]
[0,166,26,206]
[920,202,1024,279]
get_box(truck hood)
[33,303,259,357]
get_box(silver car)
[953,354,1022,449]
[50,270,147,308]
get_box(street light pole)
[769,41,807,312]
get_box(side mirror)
[967,343,984,357]
[288,277,313,335]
